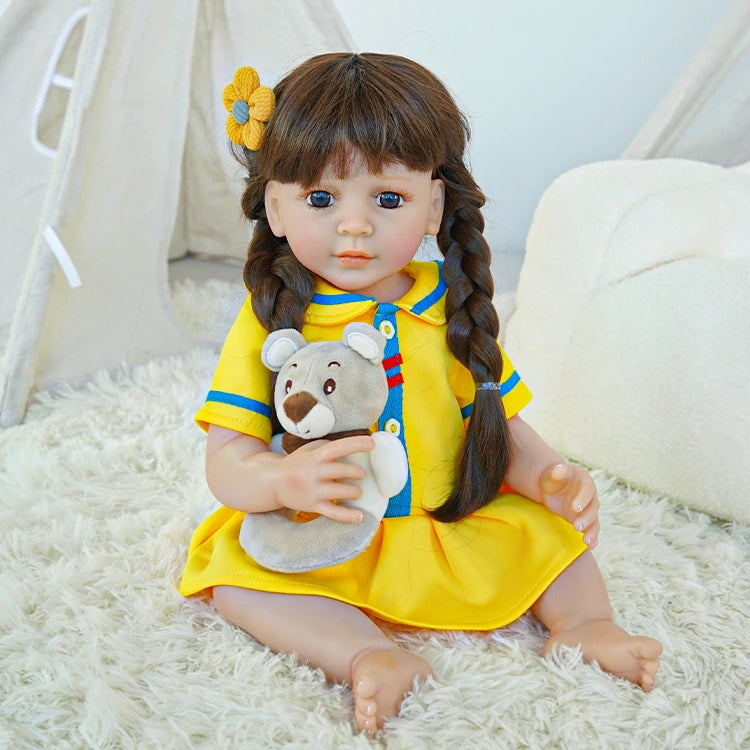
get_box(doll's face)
[264,152,444,302]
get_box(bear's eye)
[323,378,336,395]
[285,379,293,394]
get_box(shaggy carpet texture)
[1,279,749,749]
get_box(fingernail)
[575,521,584,532]
[584,536,591,545]
[575,503,583,512]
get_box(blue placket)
[373,303,411,517]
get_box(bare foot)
[350,646,433,736]
[543,619,662,690]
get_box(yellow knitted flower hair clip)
[223,66,276,151]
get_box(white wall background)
[330,0,735,290]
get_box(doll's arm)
[505,416,599,547]
[205,424,374,522]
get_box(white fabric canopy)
[623,0,750,165]
[2,0,748,428]
[0,0,352,427]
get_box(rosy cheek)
[388,227,428,253]
[285,229,323,265]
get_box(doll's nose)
[337,212,373,237]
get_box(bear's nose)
[282,391,318,424]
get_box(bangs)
[257,53,464,186]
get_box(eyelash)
[304,191,406,210]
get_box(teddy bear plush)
[238,322,408,573]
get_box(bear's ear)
[342,323,386,364]
[261,329,308,372]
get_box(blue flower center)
[232,99,250,125]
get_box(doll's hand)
[274,435,375,523]
[538,463,600,548]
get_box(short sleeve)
[194,297,273,442]
[450,342,532,421]
[496,345,532,418]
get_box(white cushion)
[504,158,750,523]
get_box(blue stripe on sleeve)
[501,370,520,394]
[205,390,272,418]
[461,370,522,419]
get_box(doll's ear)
[265,181,285,238]
[343,323,386,364]
[426,178,445,236]
[261,329,307,371]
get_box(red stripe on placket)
[382,353,403,370]
[387,373,404,389]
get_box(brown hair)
[233,52,513,522]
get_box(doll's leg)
[530,551,662,690]
[213,586,432,735]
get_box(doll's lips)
[336,251,372,267]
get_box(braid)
[234,148,315,333]
[243,223,314,332]
[429,160,514,523]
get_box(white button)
[384,418,401,436]
[378,320,396,339]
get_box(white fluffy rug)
[1,279,749,749]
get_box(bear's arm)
[369,432,408,498]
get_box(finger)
[318,435,375,461]
[318,502,364,524]
[582,520,600,548]
[319,461,367,482]
[569,486,595,514]
[573,509,598,534]
[320,480,362,502]
[539,463,568,496]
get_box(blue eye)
[377,192,404,209]
[307,191,333,208]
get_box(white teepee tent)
[0,0,352,427]
[622,0,750,166]
[2,0,749,429]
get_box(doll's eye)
[376,192,404,209]
[323,378,336,395]
[285,379,293,393]
[306,191,333,208]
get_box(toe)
[642,657,660,673]
[633,636,663,659]
[361,717,378,737]
[640,658,660,691]
[354,708,377,736]
[357,697,376,718]
[356,676,378,699]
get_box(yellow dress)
[179,260,586,629]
